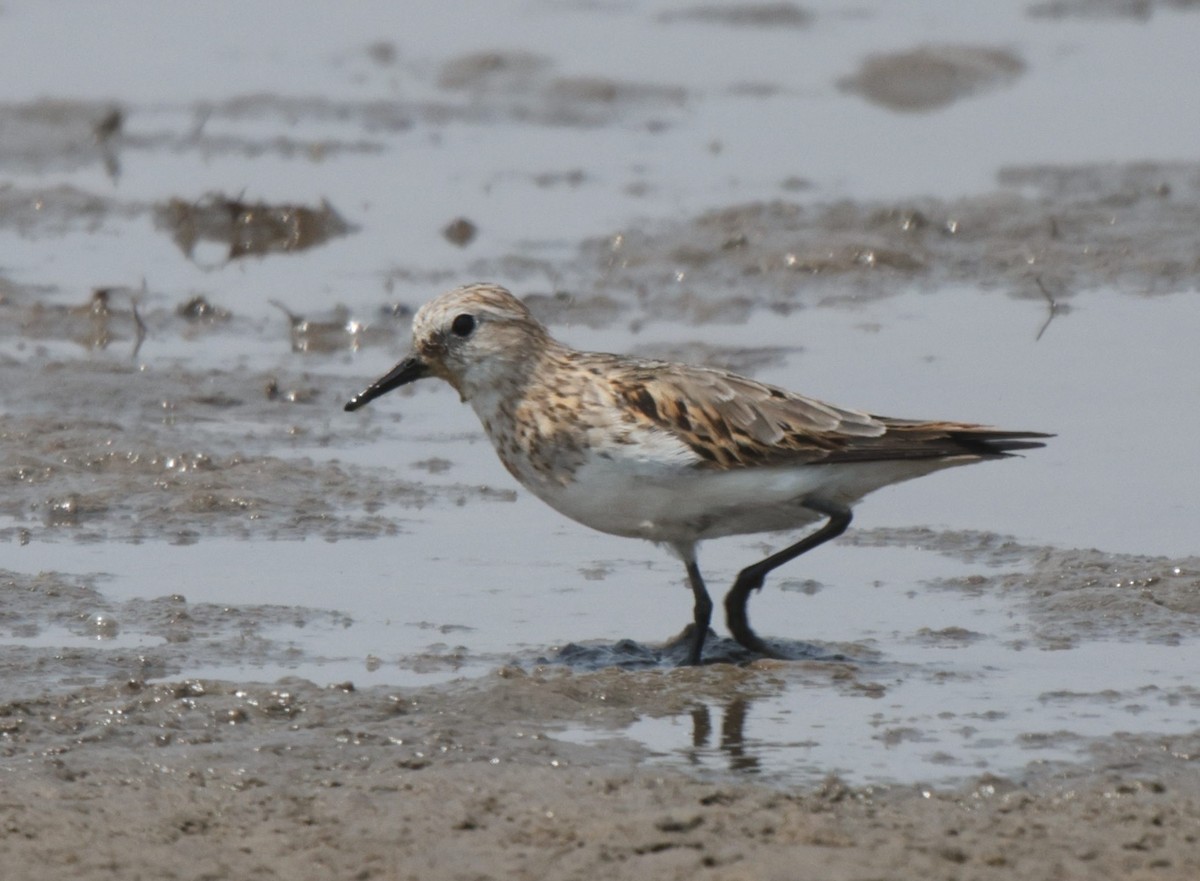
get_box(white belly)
[523,449,964,546]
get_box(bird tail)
[943,428,1052,457]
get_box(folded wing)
[614,364,1050,470]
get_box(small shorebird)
[346,283,1049,665]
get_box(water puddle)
[565,625,1200,788]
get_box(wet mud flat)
[4,157,1200,877]
[2,665,1200,880]
[3,4,1200,876]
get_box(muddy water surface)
[2,3,1200,878]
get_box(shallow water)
[1,0,1199,787]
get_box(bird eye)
[450,313,476,337]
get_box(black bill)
[344,355,429,411]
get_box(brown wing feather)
[611,362,1050,470]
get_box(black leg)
[683,559,713,666]
[724,500,852,658]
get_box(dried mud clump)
[659,3,814,28]
[839,45,1025,112]
[155,193,355,261]
[442,217,478,247]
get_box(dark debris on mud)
[155,193,356,262]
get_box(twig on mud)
[1034,276,1059,342]
[131,278,148,359]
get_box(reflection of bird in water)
[688,698,759,774]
